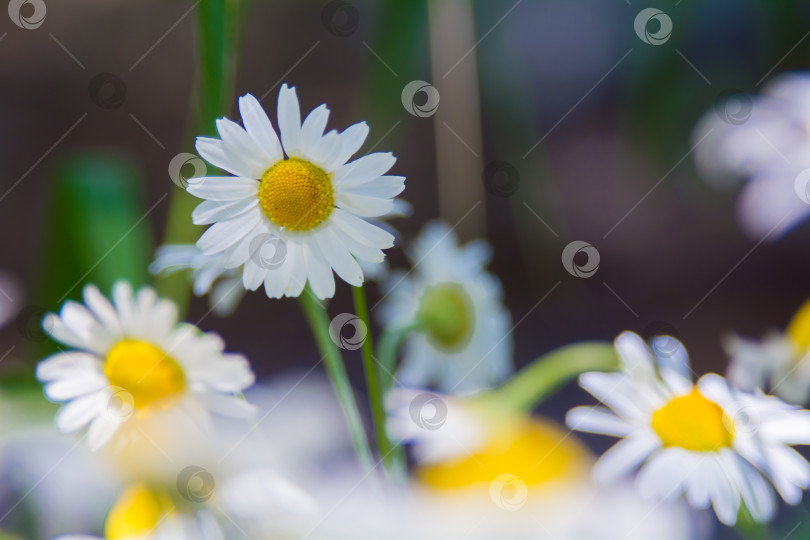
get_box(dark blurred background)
[2,0,810,519]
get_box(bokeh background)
[2,0,810,537]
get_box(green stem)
[351,286,392,465]
[153,0,239,313]
[734,506,772,540]
[377,322,418,393]
[479,342,619,414]
[299,287,375,472]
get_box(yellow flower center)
[104,340,186,410]
[787,297,810,352]
[258,157,334,231]
[104,484,172,540]
[417,419,590,491]
[416,282,475,352]
[650,388,734,451]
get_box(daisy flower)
[186,85,404,300]
[36,282,255,451]
[56,483,224,540]
[692,72,810,239]
[567,331,810,525]
[726,297,810,405]
[379,221,513,393]
[149,244,245,317]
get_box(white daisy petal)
[187,177,259,202]
[196,137,262,179]
[197,209,261,255]
[333,152,397,187]
[55,390,106,433]
[303,241,335,299]
[216,117,270,173]
[330,121,369,169]
[331,209,395,248]
[338,175,405,199]
[565,406,635,437]
[335,193,395,218]
[238,93,283,162]
[278,83,302,156]
[300,104,330,153]
[593,433,659,484]
[314,229,364,287]
[192,198,259,225]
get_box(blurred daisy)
[726,297,810,404]
[149,244,244,317]
[693,72,810,239]
[567,331,810,525]
[186,85,404,299]
[379,221,513,393]
[56,483,224,540]
[385,388,693,540]
[37,282,255,451]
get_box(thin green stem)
[351,286,392,465]
[299,287,375,472]
[478,342,619,414]
[734,506,772,540]
[377,321,419,393]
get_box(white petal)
[55,391,105,433]
[566,406,635,437]
[300,104,330,152]
[197,209,261,255]
[44,372,107,401]
[37,352,101,382]
[238,93,283,162]
[593,433,659,484]
[330,121,369,169]
[195,137,263,179]
[335,193,395,218]
[303,241,335,299]
[85,413,121,451]
[282,242,307,297]
[192,198,259,225]
[333,152,396,186]
[636,449,688,501]
[278,84,302,156]
[338,175,405,199]
[216,117,271,173]
[314,230,363,287]
[242,259,268,291]
[186,177,259,202]
[331,208,395,248]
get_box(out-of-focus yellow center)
[787,298,810,353]
[104,340,185,410]
[416,282,475,352]
[104,484,171,540]
[650,388,733,451]
[258,157,334,231]
[417,419,590,491]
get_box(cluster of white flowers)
[13,80,810,540]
